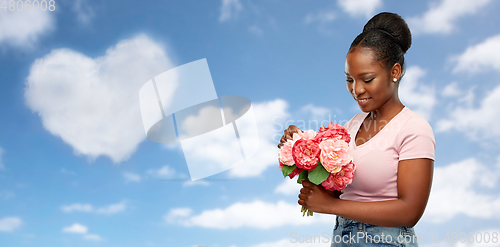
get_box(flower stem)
[301,206,313,217]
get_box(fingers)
[298,190,312,206]
[298,193,308,200]
[278,125,303,149]
[278,126,294,148]
[280,135,287,145]
[288,125,300,133]
[284,128,290,137]
[301,180,313,188]
[278,129,290,148]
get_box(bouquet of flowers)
[278,122,356,216]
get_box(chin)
[358,105,372,112]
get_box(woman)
[279,12,435,247]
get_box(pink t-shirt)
[340,106,436,202]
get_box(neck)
[368,97,404,122]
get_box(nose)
[352,80,365,98]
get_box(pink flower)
[318,139,353,173]
[292,139,320,171]
[315,122,351,143]
[279,141,295,166]
[299,129,317,140]
[278,131,304,166]
[321,161,356,191]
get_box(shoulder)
[398,107,434,136]
[396,107,436,161]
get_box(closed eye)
[364,78,374,83]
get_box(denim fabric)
[330,216,419,247]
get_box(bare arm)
[299,158,433,227]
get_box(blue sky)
[1,0,500,246]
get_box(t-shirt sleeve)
[398,117,436,161]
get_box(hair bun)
[363,12,412,53]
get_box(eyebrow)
[344,71,375,77]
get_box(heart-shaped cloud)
[24,34,174,163]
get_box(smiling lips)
[356,97,371,105]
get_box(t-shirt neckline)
[353,106,407,148]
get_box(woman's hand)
[326,190,343,199]
[298,180,336,214]
[278,125,302,148]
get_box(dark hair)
[349,12,412,79]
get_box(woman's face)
[344,46,396,113]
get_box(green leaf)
[308,162,330,185]
[297,170,308,184]
[282,164,297,178]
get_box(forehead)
[344,47,385,75]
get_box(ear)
[391,63,402,82]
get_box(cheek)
[346,83,352,93]
[372,83,388,96]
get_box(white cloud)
[62,223,103,241]
[72,0,95,25]
[165,200,334,229]
[95,202,126,215]
[452,34,500,73]
[303,9,337,35]
[228,99,289,177]
[275,178,302,196]
[125,166,185,183]
[165,208,192,223]
[0,147,4,170]
[408,0,492,34]
[436,83,500,143]
[177,105,222,139]
[0,190,15,200]
[299,104,331,119]
[442,82,462,97]
[250,238,330,247]
[182,180,210,187]
[0,217,23,232]
[219,0,243,22]
[304,10,336,24]
[0,10,54,49]
[146,165,176,179]
[61,168,76,175]
[248,25,264,37]
[123,172,142,183]
[61,202,126,215]
[62,223,88,234]
[61,203,93,213]
[297,104,336,130]
[337,0,382,18]
[423,157,500,223]
[441,82,475,109]
[24,34,173,163]
[83,234,103,241]
[399,66,436,120]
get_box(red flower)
[287,167,302,179]
[315,122,351,143]
[321,161,356,191]
[292,139,320,171]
